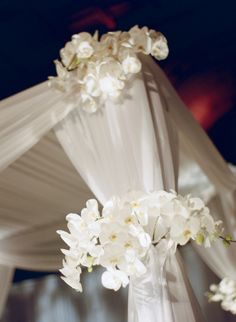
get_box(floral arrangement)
[57,190,223,292]
[48,26,169,113]
[207,278,236,314]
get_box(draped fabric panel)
[0,82,76,172]
[0,130,92,270]
[145,57,236,192]
[55,59,204,322]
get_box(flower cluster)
[49,26,169,113]
[57,190,222,292]
[207,278,236,314]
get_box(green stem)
[219,236,236,243]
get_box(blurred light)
[177,72,234,129]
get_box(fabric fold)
[0,265,14,317]
[0,82,76,172]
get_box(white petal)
[61,276,82,292]
[89,245,104,258]
[81,93,97,113]
[122,56,141,74]
[151,34,169,60]
[66,213,81,222]
[57,230,77,248]
[138,232,151,248]
[190,197,204,210]
[101,269,129,291]
[101,270,121,291]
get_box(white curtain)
[54,58,204,322]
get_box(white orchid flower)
[99,222,126,245]
[100,33,120,56]
[208,277,236,314]
[99,244,124,268]
[210,293,224,302]
[76,41,94,59]
[128,25,152,54]
[97,58,125,97]
[80,92,97,113]
[123,249,147,276]
[101,268,129,291]
[84,74,101,97]
[72,32,94,59]
[152,216,169,243]
[99,76,124,98]
[119,48,141,74]
[170,215,200,245]
[151,33,169,60]
[219,278,236,295]
[60,42,76,68]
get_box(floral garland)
[57,190,223,292]
[48,26,169,113]
[207,278,236,314]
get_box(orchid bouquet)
[207,278,236,314]
[49,26,169,113]
[57,190,223,292]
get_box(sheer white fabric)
[0,82,76,172]
[0,131,92,316]
[54,60,204,322]
[0,130,92,270]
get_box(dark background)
[0,0,235,281]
